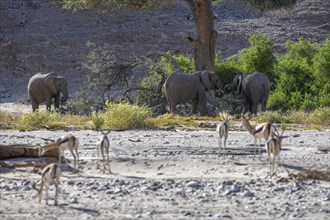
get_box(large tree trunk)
[184,0,217,71]
[0,144,59,159]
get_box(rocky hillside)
[0,0,329,103]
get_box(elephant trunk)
[61,89,68,104]
[217,87,225,98]
[224,83,233,91]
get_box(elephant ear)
[44,75,58,95]
[237,75,243,93]
[201,71,212,91]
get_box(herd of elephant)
[27,71,270,115]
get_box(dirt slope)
[0,0,329,106]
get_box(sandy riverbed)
[0,127,329,219]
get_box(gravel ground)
[1,0,329,218]
[0,128,329,219]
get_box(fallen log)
[0,157,58,170]
[0,143,59,159]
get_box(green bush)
[91,111,105,130]
[217,33,277,85]
[238,33,277,80]
[269,38,329,111]
[267,90,287,110]
[146,53,194,76]
[103,101,152,130]
[19,111,59,130]
[311,39,330,107]
[215,55,240,85]
[146,114,199,128]
[172,54,195,74]
[308,107,330,125]
[218,36,328,112]
[256,111,287,124]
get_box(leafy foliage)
[215,55,240,85]
[18,111,58,130]
[138,36,328,114]
[311,40,330,107]
[238,33,276,81]
[216,33,277,85]
[102,101,152,130]
[256,107,330,126]
[91,111,105,130]
[268,38,330,111]
[146,114,199,128]
[216,35,329,112]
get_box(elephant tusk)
[218,88,224,94]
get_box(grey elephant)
[27,72,68,112]
[225,72,270,115]
[164,70,224,116]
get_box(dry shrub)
[287,166,330,182]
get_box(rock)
[223,190,231,196]
[243,190,254,197]
[274,187,285,192]
[187,180,202,189]
[67,180,75,185]
[230,184,240,193]
[22,186,31,191]
[323,196,330,201]
[71,197,78,204]
[175,189,186,197]
[183,211,193,217]
[106,190,114,194]
[21,180,30,186]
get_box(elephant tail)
[262,83,270,98]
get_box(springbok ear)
[237,75,242,92]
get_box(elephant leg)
[31,100,39,112]
[251,102,258,115]
[29,91,39,112]
[46,98,52,111]
[261,100,267,112]
[244,100,250,114]
[54,96,60,109]
[198,97,207,116]
[191,99,198,115]
[170,102,177,114]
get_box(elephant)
[224,72,270,115]
[27,72,68,112]
[164,70,224,116]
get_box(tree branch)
[145,50,182,72]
